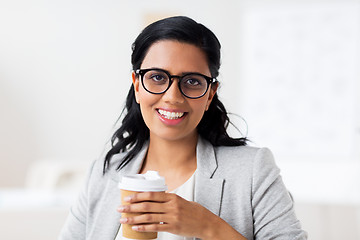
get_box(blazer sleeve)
[58,160,97,240]
[251,148,307,239]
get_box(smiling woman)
[58,16,307,240]
[133,40,217,144]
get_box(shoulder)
[213,145,279,179]
[214,144,262,159]
[84,152,127,193]
[214,145,275,166]
[86,143,148,191]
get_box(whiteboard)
[238,2,360,161]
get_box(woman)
[59,16,307,240]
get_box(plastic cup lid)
[118,171,167,192]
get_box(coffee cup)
[118,171,167,239]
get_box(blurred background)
[0,0,359,239]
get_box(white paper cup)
[119,171,167,240]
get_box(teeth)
[158,109,185,120]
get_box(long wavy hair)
[103,16,247,173]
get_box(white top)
[115,172,196,240]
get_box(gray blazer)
[59,137,307,240]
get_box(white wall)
[238,0,360,205]
[1,0,359,218]
[0,0,137,186]
[1,0,360,239]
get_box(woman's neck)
[139,133,198,190]
[147,132,198,168]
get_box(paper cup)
[119,171,167,240]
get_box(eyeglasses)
[135,68,216,99]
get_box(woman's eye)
[186,78,201,86]
[150,74,166,82]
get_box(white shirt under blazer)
[59,137,308,240]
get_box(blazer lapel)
[194,137,224,216]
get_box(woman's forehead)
[140,40,210,76]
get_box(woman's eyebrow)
[150,68,207,76]
[178,71,207,76]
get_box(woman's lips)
[156,108,187,125]
[157,109,185,120]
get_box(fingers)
[132,223,170,233]
[117,193,193,235]
[119,192,183,214]
[118,201,165,213]
[124,191,173,203]
[120,213,168,225]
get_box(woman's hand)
[117,192,247,240]
[117,192,216,239]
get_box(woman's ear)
[132,71,140,104]
[205,82,219,111]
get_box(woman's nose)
[162,79,185,103]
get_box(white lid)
[118,171,167,192]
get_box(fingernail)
[132,226,139,231]
[117,206,125,212]
[124,196,132,202]
[120,218,128,223]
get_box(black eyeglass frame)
[135,68,217,99]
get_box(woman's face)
[132,40,218,142]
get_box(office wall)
[0,0,135,186]
[0,0,359,201]
[1,1,360,239]
[236,0,360,204]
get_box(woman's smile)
[157,108,188,125]
[157,109,186,120]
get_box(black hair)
[103,16,247,173]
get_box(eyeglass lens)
[141,69,209,98]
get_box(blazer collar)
[194,137,224,216]
[195,136,218,178]
[108,141,149,182]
